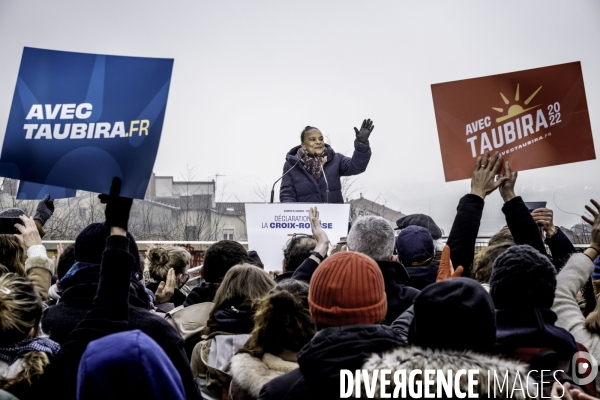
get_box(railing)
[42,238,591,256]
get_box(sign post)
[245,203,350,272]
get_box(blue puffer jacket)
[279,140,371,203]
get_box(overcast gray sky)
[1,0,599,234]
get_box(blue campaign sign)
[0,47,174,199]
[16,180,77,200]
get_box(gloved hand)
[34,194,54,226]
[436,245,464,282]
[354,119,375,143]
[98,177,133,231]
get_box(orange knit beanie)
[308,251,387,326]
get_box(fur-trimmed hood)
[230,353,298,399]
[361,346,536,399]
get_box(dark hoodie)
[279,141,371,203]
[257,324,404,400]
[207,306,255,334]
[42,222,200,400]
[495,307,578,360]
[77,330,185,400]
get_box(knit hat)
[395,225,434,266]
[489,244,556,309]
[308,251,387,326]
[74,223,140,269]
[408,278,496,354]
[0,208,25,218]
[395,213,442,240]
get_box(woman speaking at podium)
[279,119,374,203]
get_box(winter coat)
[445,194,485,278]
[389,305,414,345]
[360,345,534,399]
[495,307,578,365]
[41,272,200,400]
[377,260,420,324]
[553,252,600,393]
[290,258,319,283]
[446,194,576,278]
[500,196,576,270]
[25,245,55,301]
[184,281,219,307]
[500,196,577,270]
[279,140,371,203]
[165,301,215,359]
[404,264,439,290]
[229,353,298,400]
[545,227,577,271]
[257,324,405,400]
[502,196,549,256]
[4,236,133,400]
[191,306,256,400]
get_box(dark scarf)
[0,337,61,365]
[296,148,327,181]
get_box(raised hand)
[583,199,600,252]
[436,245,464,282]
[498,161,518,202]
[155,268,176,304]
[15,215,43,248]
[470,151,507,199]
[531,208,557,237]
[34,194,55,226]
[98,177,133,231]
[309,207,330,260]
[354,119,374,143]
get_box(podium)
[245,203,351,272]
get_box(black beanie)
[74,223,140,269]
[0,208,26,218]
[489,244,556,309]
[408,278,496,354]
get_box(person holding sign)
[279,120,374,203]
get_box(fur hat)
[489,244,556,309]
[308,251,387,327]
[409,278,496,353]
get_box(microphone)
[320,162,329,204]
[270,158,301,203]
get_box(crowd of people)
[1,152,600,399]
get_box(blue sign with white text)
[1,47,174,198]
[16,181,77,200]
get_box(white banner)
[245,203,351,272]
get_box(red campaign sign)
[431,62,595,182]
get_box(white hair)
[347,216,395,261]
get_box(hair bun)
[148,247,169,266]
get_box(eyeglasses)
[286,233,315,246]
[291,233,314,239]
[177,273,190,289]
[181,273,190,285]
